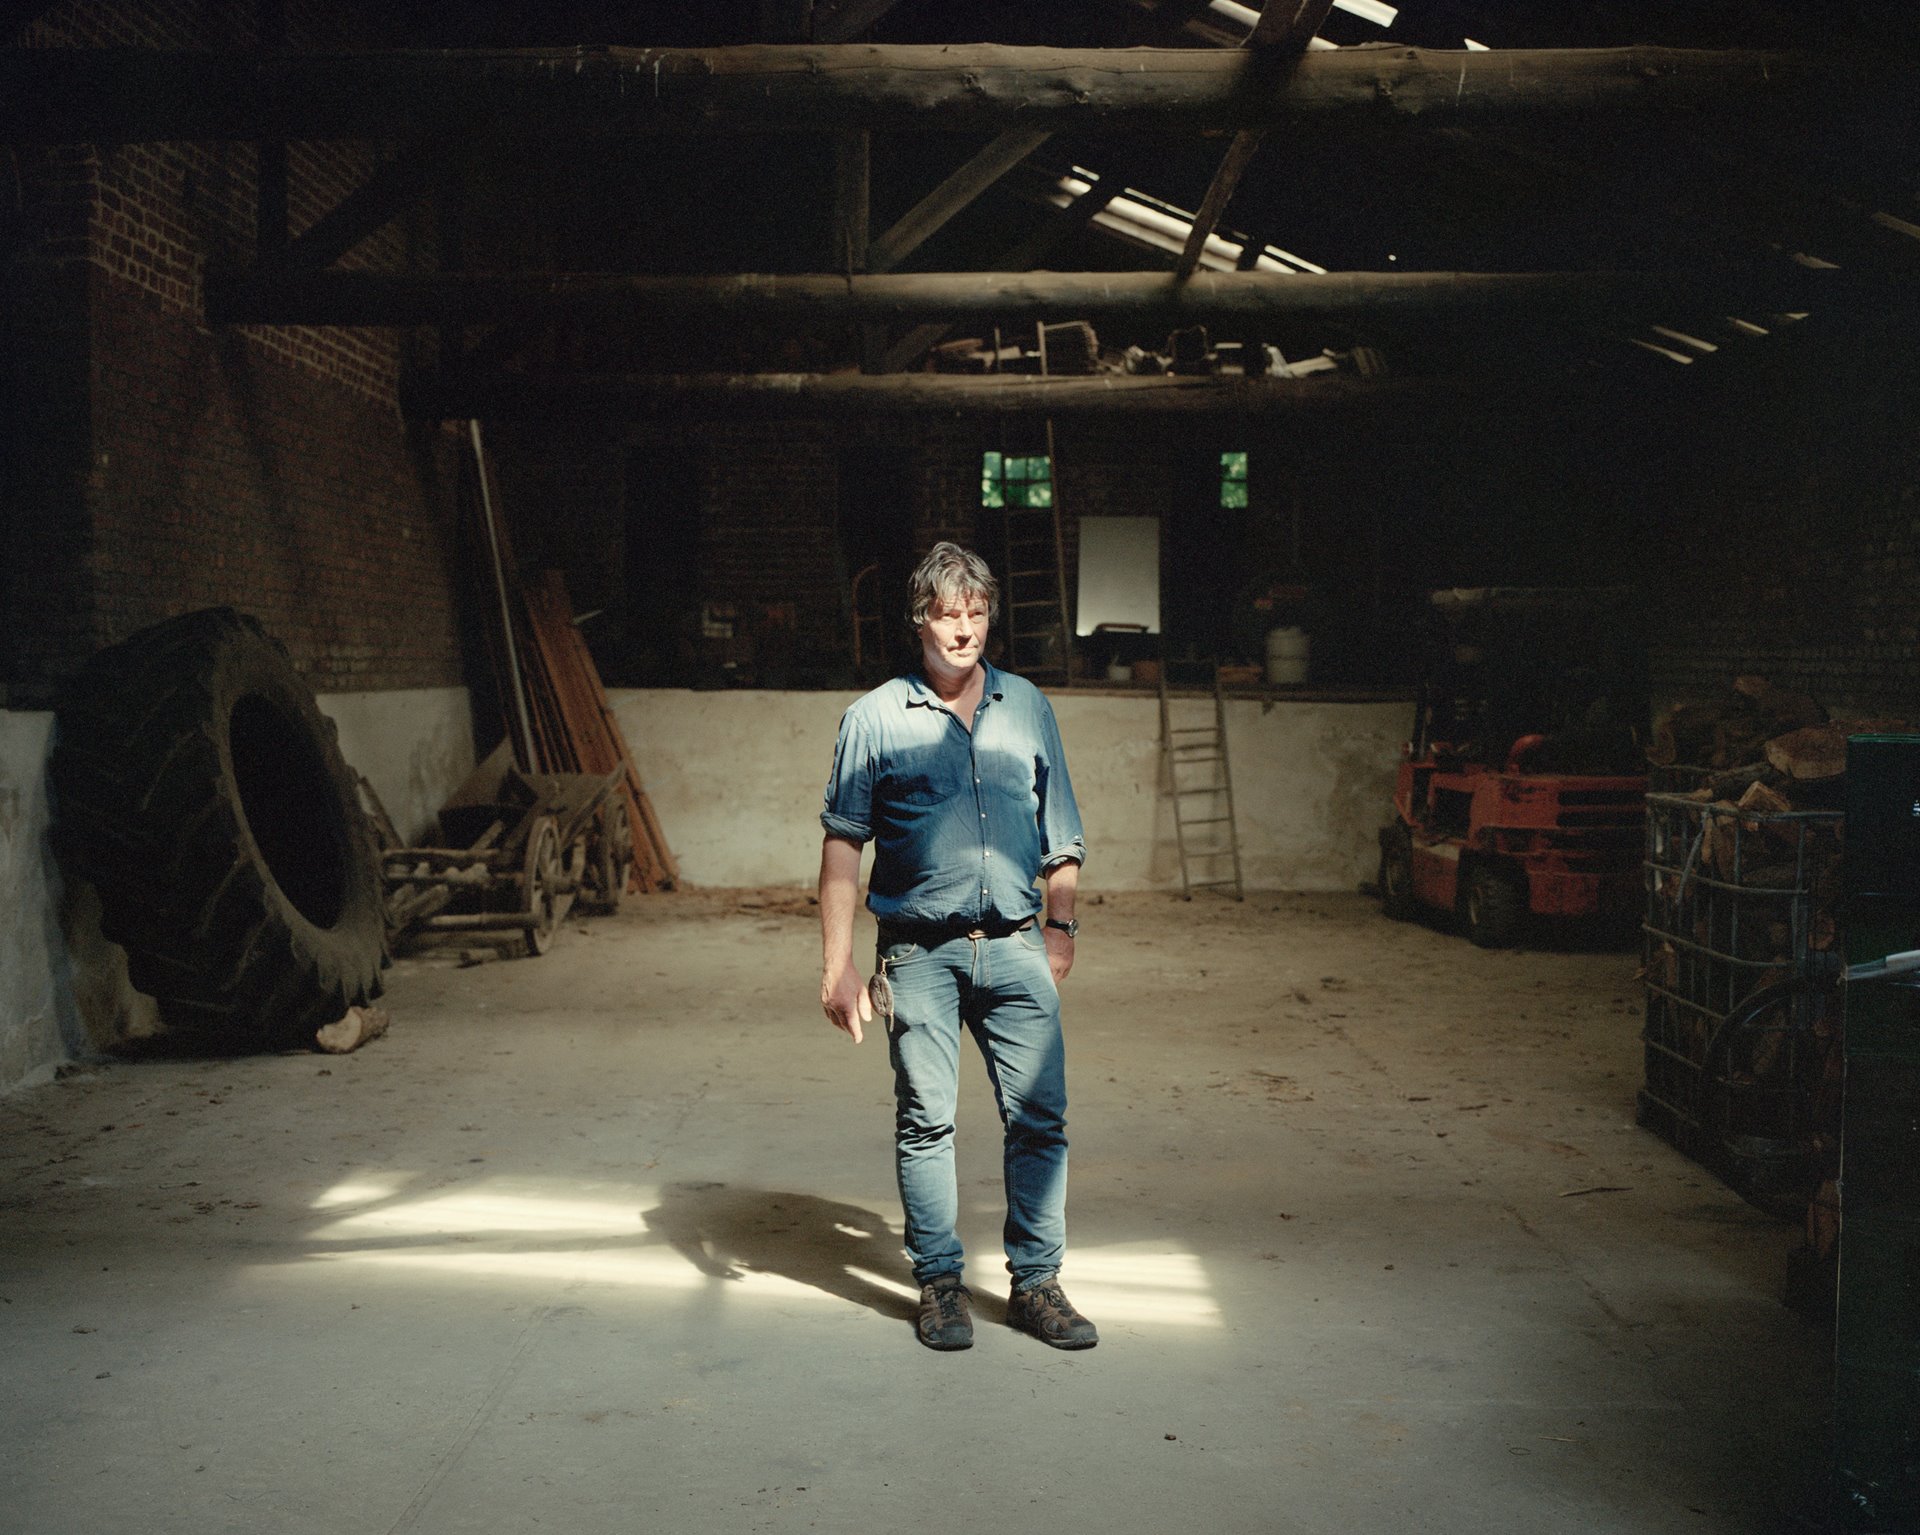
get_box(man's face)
[918,588,990,681]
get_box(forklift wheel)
[1463,865,1527,949]
[1378,827,1416,921]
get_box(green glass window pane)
[1033,456,1053,482]
[1221,482,1249,509]
[982,485,1005,508]
[1024,482,1053,508]
[983,450,1002,476]
[1221,451,1247,480]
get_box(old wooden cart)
[360,744,634,957]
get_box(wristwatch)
[1045,918,1079,938]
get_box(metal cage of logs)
[1639,791,1843,1209]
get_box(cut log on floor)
[315,1005,390,1054]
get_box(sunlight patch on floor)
[1063,1246,1221,1326]
[292,1177,1221,1324]
[311,1178,647,1239]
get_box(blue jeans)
[877,924,1068,1291]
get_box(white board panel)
[1075,517,1161,636]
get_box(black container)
[1836,734,1920,1529]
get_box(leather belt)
[879,916,1035,945]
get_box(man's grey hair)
[907,541,1001,628]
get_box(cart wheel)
[1378,825,1416,921]
[589,800,634,914]
[1463,864,1526,949]
[522,815,563,957]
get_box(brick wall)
[1644,317,1920,718]
[86,273,463,690]
[3,2,463,702]
[25,0,418,401]
[489,427,626,611]
[502,410,1437,686]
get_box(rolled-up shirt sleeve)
[820,708,875,842]
[1034,695,1087,871]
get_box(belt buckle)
[964,927,988,941]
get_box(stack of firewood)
[1645,679,1916,1252]
[1650,674,1911,810]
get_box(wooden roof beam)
[865,129,1054,275]
[207,267,1793,330]
[878,166,1136,373]
[0,45,1838,141]
[1175,0,1334,281]
[398,368,1448,420]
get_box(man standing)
[818,542,1096,1352]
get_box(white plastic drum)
[1265,626,1311,685]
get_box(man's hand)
[818,834,871,1044]
[821,958,872,1044]
[1043,927,1074,985]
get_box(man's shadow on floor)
[642,1182,1007,1326]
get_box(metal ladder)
[1000,325,1074,682]
[1158,667,1244,900]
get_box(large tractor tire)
[51,608,386,1052]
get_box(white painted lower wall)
[0,689,476,1092]
[317,689,478,846]
[5,682,1407,1088]
[0,711,69,1090]
[611,688,1412,894]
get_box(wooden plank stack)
[519,571,677,892]
[466,438,676,893]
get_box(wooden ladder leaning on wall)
[1158,666,1244,901]
[999,323,1075,684]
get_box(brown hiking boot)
[1007,1279,1098,1349]
[916,1275,974,1351]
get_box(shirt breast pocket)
[892,771,947,808]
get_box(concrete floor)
[0,892,1828,1534]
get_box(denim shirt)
[821,663,1087,926]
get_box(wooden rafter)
[865,129,1054,274]
[829,130,870,274]
[400,369,1446,420]
[879,168,1135,373]
[252,139,462,277]
[0,46,1833,141]
[205,267,1783,329]
[1174,0,1334,281]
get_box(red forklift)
[1378,587,1647,947]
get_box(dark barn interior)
[3,2,1920,1530]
